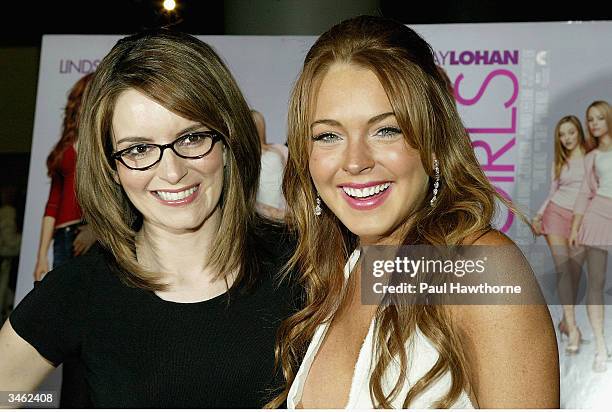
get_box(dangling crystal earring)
[430,158,440,207]
[314,194,322,216]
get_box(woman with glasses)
[0,29,297,408]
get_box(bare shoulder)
[465,229,515,246]
[448,233,559,407]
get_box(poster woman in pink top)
[532,116,586,355]
[569,100,612,372]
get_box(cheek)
[392,155,429,202]
[194,148,225,184]
[206,144,224,169]
[197,156,223,177]
[117,169,151,194]
[309,149,340,188]
[385,148,426,184]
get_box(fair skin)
[0,88,231,392]
[531,121,585,351]
[308,65,428,245]
[568,105,611,363]
[299,63,559,408]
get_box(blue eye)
[375,127,402,138]
[312,132,341,143]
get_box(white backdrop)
[15,23,612,407]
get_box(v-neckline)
[293,249,374,409]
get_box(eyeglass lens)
[120,133,215,169]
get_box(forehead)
[111,89,196,138]
[588,106,604,117]
[559,122,576,130]
[312,63,392,119]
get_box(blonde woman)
[0,30,296,407]
[569,100,612,372]
[268,16,559,409]
[532,116,587,354]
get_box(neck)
[598,134,612,150]
[136,208,222,285]
[568,146,584,158]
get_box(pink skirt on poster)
[542,201,573,238]
[578,195,612,246]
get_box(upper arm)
[574,152,597,214]
[451,304,558,408]
[451,231,559,408]
[8,261,91,368]
[44,175,62,217]
[0,320,55,391]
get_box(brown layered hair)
[46,72,93,176]
[585,100,611,150]
[268,16,520,408]
[76,29,261,290]
[553,115,586,179]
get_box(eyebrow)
[115,124,204,145]
[310,112,395,130]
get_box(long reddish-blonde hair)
[46,72,93,176]
[267,16,520,408]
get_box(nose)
[157,148,188,185]
[342,137,375,175]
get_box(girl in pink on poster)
[532,115,587,355]
[569,100,612,372]
[33,73,97,281]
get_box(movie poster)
[13,22,612,407]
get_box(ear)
[223,145,227,167]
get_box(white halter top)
[287,249,474,409]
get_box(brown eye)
[125,144,156,159]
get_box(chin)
[344,221,394,241]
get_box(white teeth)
[342,182,391,199]
[156,186,198,201]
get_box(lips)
[339,181,393,210]
[151,184,200,206]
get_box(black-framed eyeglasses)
[110,131,223,171]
